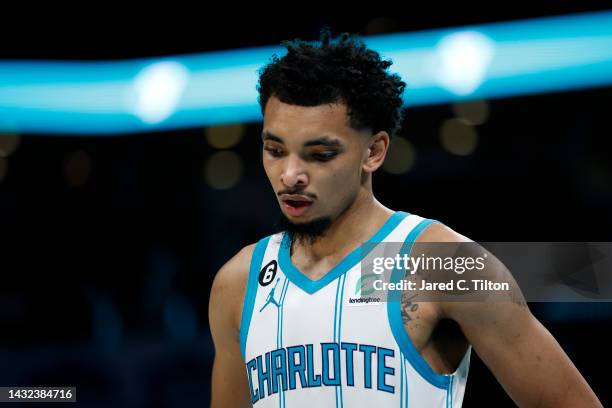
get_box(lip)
[280,194,314,217]
[279,194,313,203]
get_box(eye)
[311,151,337,162]
[264,146,284,157]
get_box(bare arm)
[209,244,256,408]
[421,223,602,408]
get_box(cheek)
[321,163,360,192]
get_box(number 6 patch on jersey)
[259,260,277,286]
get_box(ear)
[362,131,390,173]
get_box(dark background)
[1,5,611,407]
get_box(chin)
[283,211,315,223]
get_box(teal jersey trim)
[387,218,452,390]
[446,374,454,408]
[333,273,347,408]
[278,211,409,294]
[399,352,405,408]
[277,277,290,408]
[239,236,272,359]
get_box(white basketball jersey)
[239,211,471,407]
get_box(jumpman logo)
[259,278,282,312]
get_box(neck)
[293,191,394,262]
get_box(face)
[262,95,383,226]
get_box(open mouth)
[281,198,313,216]
[284,200,311,208]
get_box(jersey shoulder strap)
[239,232,283,359]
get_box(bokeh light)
[440,118,478,155]
[434,31,495,96]
[130,61,190,124]
[205,123,244,149]
[451,100,490,125]
[203,151,243,189]
[0,133,21,158]
[382,137,417,174]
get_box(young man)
[208,31,602,407]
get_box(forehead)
[263,96,354,142]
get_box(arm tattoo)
[401,291,419,324]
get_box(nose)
[280,154,308,188]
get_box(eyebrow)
[261,131,343,148]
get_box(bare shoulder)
[209,243,257,337]
[414,219,527,314]
[209,243,259,407]
[416,220,472,243]
[211,243,256,295]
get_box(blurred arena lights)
[205,123,244,149]
[129,61,190,124]
[0,133,21,157]
[382,137,417,174]
[451,99,490,125]
[439,118,479,156]
[433,31,495,96]
[0,11,611,134]
[203,150,243,190]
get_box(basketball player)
[209,30,602,407]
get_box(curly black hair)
[256,28,406,138]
